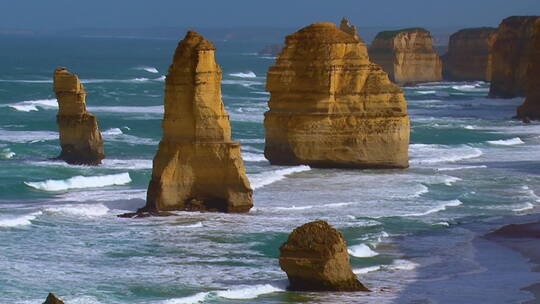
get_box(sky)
[1,0,539,30]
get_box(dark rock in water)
[117,210,176,218]
[257,44,282,56]
[43,293,64,304]
[523,116,532,124]
[279,220,370,292]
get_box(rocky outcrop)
[279,220,369,292]
[489,16,540,98]
[54,68,104,165]
[339,17,359,40]
[138,31,253,214]
[369,28,443,85]
[516,18,540,119]
[43,293,64,304]
[264,22,410,169]
[442,27,497,81]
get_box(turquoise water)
[1,36,540,303]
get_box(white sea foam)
[353,259,418,275]
[348,244,379,258]
[162,292,209,304]
[5,98,58,112]
[433,221,451,227]
[221,79,264,88]
[216,283,284,299]
[412,184,429,197]
[464,125,476,130]
[452,84,489,92]
[0,211,42,228]
[134,66,159,73]
[239,138,265,144]
[512,203,534,212]
[0,129,58,143]
[273,205,314,211]
[249,166,310,189]
[436,165,487,171]
[29,159,153,170]
[0,148,15,159]
[229,71,257,78]
[24,173,131,192]
[353,265,382,274]
[405,199,463,217]
[486,137,524,146]
[44,203,109,217]
[417,90,437,95]
[410,144,483,165]
[57,189,147,202]
[241,152,267,162]
[102,128,123,135]
[89,105,163,114]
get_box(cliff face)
[265,22,410,169]
[142,31,253,213]
[279,220,369,292]
[54,68,104,165]
[442,27,497,81]
[369,28,443,85]
[516,18,540,119]
[490,16,540,98]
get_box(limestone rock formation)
[43,293,64,304]
[489,16,540,98]
[339,17,359,40]
[369,28,443,85]
[279,220,369,292]
[265,22,410,169]
[442,27,497,81]
[54,68,104,165]
[139,31,253,214]
[516,18,540,119]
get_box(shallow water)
[1,36,540,303]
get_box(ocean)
[1,35,539,304]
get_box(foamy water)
[24,173,132,191]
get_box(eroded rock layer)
[489,16,540,98]
[516,18,540,119]
[54,68,104,165]
[369,28,443,85]
[279,220,369,291]
[442,27,497,81]
[141,31,253,213]
[265,22,409,169]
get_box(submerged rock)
[442,27,497,81]
[138,31,253,214]
[369,28,443,85]
[279,220,369,292]
[43,293,64,304]
[489,16,540,98]
[53,68,104,165]
[516,18,540,119]
[264,22,410,169]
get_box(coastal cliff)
[369,28,443,85]
[53,68,104,165]
[264,22,410,169]
[516,18,540,119]
[490,16,540,98]
[442,27,497,81]
[139,31,253,213]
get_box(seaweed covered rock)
[279,220,369,292]
[54,68,104,165]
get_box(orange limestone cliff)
[442,27,497,81]
[139,31,253,214]
[265,22,410,169]
[489,16,540,98]
[369,28,443,85]
[53,68,104,165]
[516,18,540,119]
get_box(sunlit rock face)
[516,18,540,120]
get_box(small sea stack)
[442,27,497,81]
[489,16,540,98]
[54,67,104,165]
[264,21,410,169]
[516,18,540,120]
[43,293,65,304]
[134,31,253,215]
[369,28,443,85]
[279,220,369,292]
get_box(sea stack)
[54,67,104,165]
[279,220,369,292]
[43,293,65,304]
[265,22,410,169]
[516,18,540,120]
[139,31,253,214]
[489,16,540,98]
[442,27,497,81]
[369,28,443,85]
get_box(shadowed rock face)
[264,22,410,169]
[489,16,540,98]
[369,28,442,85]
[140,31,253,213]
[279,220,369,292]
[442,27,497,81]
[54,68,104,165]
[43,293,64,304]
[516,18,540,119]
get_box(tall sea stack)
[369,28,443,85]
[442,27,497,81]
[54,68,104,165]
[140,31,253,213]
[264,22,410,169]
[516,18,540,119]
[489,16,540,98]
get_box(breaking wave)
[0,212,42,228]
[348,244,379,258]
[24,173,132,192]
[404,199,463,217]
[486,137,524,146]
[228,71,257,78]
[134,66,159,73]
[44,203,109,217]
[5,98,57,112]
[249,166,310,189]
